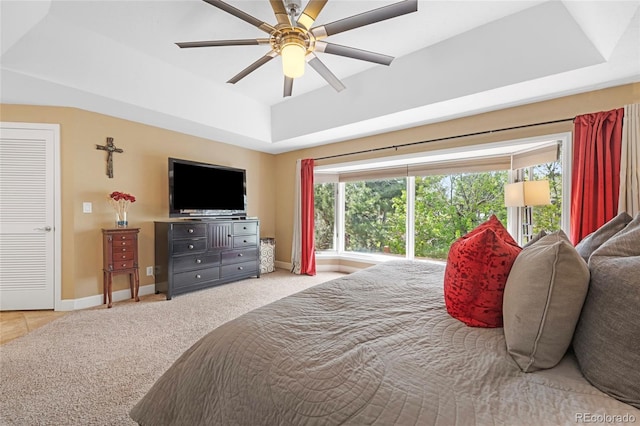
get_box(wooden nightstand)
[102,227,140,308]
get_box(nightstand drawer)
[173,238,207,255]
[110,259,136,271]
[172,223,207,239]
[233,221,257,235]
[112,245,135,255]
[233,235,257,248]
[112,233,136,242]
[173,253,221,273]
[174,267,219,289]
[221,248,258,265]
[112,251,135,262]
[112,239,135,248]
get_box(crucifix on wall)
[96,137,123,178]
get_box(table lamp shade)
[504,180,551,207]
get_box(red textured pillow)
[444,215,521,327]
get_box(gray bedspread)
[130,260,639,425]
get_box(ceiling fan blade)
[284,76,294,97]
[269,0,292,26]
[228,51,278,84]
[203,0,275,34]
[297,0,328,31]
[314,41,393,65]
[176,39,270,48]
[310,0,417,38]
[307,53,345,92]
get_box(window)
[314,182,337,251]
[414,171,508,260]
[344,178,407,256]
[313,134,571,261]
[529,160,562,236]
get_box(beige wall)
[1,82,638,303]
[275,83,640,261]
[0,105,276,300]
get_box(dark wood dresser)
[102,227,140,308]
[154,219,260,300]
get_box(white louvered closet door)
[0,124,57,310]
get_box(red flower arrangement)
[108,191,136,222]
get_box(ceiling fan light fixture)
[179,0,419,96]
[281,42,306,78]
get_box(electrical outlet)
[82,202,92,213]
[146,266,154,276]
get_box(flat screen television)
[169,157,247,218]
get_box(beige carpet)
[0,269,346,425]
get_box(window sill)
[316,251,446,266]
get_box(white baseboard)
[276,260,363,274]
[56,284,156,311]
[316,264,362,274]
[55,260,368,311]
[274,260,292,271]
[54,258,373,311]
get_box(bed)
[130,260,639,425]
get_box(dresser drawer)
[221,248,258,265]
[173,253,221,273]
[173,238,207,255]
[172,223,207,239]
[221,261,257,278]
[233,221,257,235]
[174,267,219,289]
[233,235,257,248]
[110,260,136,271]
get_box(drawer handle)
[237,266,243,271]
[188,228,194,233]
[122,248,126,252]
[121,236,126,240]
[237,253,243,257]
[196,259,202,264]
[121,255,126,259]
[196,274,202,279]
[122,263,127,267]
[243,240,247,243]
[121,242,127,246]
[188,244,194,249]
[243,226,247,230]
[227,234,232,238]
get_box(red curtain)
[300,159,316,275]
[571,108,624,244]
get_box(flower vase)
[116,212,128,228]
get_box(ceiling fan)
[176,0,418,97]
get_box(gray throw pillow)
[575,212,632,262]
[503,230,590,372]
[573,214,640,409]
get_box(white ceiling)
[1,0,639,154]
